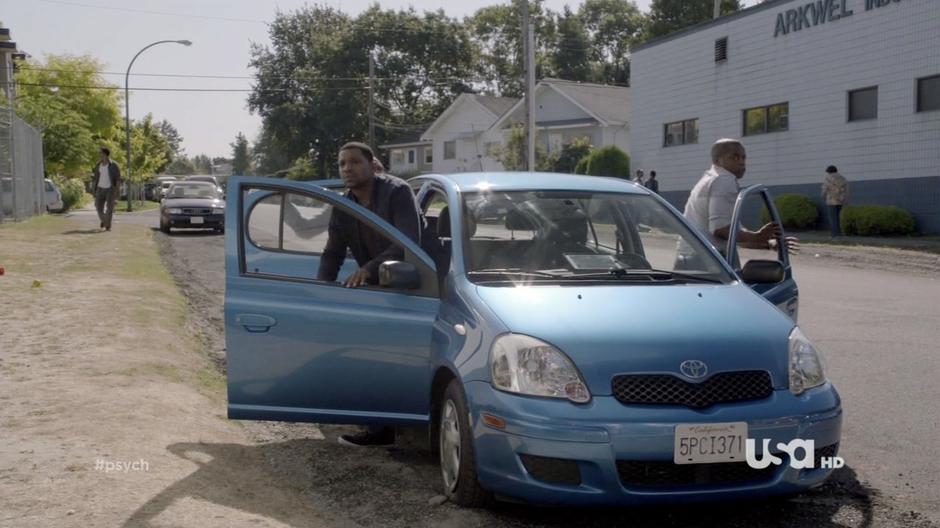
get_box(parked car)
[223,173,840,507]
[155,176,179,200]
[159,181,225,234]
[44,178,64,213]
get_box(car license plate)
[190,216,204,224]
[674,422,748,464]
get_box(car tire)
[160,220,170,234]
[439,379,492,508]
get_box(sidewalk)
[792,230,940,255]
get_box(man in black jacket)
[319,142,423,447]
[91,147,121,231]
[316,142,422,288]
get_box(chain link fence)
[0,100,45,223]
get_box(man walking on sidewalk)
[92,147,121,231]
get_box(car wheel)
[439,379,492,507]
[160,220,170,234]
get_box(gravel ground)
[154,228,939,527]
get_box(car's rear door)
[727,184,799,321]
[224,177,440,426]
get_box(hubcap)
[439,399,461,493]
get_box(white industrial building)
[630,0,940,232]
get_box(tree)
[550,7,592,81]
[584,144,631,178]
[579,0,645,84]
[468,0,556,97]
[493,125,552,171]
[157,119,183,160]
[15,54,122,178]
[129,114,169,182]
[249,5,478,177]
[645,0,741,40]
[552,137,593,173]
[191,154,212,174]
[164,156,196,175]
[231,132,251,175]
[251,125,291,176]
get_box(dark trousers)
[95,187,115,229]
[827,204,843,237]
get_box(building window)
[848,87,878,121]
[917,74,940,113]
[743,102,788,136]
[443,140,456,160]
[424,147,432,164]
[715,37,728,63]
[663,118,699,147]
[408,149,416,164]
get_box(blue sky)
[1,0,750,159]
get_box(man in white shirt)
[682,139,792,260]
[91,147,121,231]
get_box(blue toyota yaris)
[223,172,841,507]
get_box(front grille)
[181,207,212,215]
[519,454,581,485]
[617,459,779,488]
[612,371,773,409]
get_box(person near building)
[91,147,121,231]
[634,169,645,185]
[821,165,849,237]
[680,139,797,265]
[317,141,423,447]
[645,170,660,193]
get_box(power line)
[10,81,371,93]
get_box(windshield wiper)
[467,268,564,279]
[568,268,725,284]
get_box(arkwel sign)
[774,0,903,38]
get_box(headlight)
[490,334,591,403]
[167,208,182,214]
[212,207,224,215]
[788,327,826,395]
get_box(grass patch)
[195,367,227,396]
[119,363,184,383]
[114,200,160,213]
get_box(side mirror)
[379,261,420,289]
[740,259,785,284]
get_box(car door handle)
[236,314,277,333]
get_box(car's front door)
[224,177,440,426]
[727,185,799,321]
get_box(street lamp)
[124,39,192,212]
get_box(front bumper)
[465,380,842,505]
[163,213,224,228]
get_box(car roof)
[416,172,649,194]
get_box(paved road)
[142,204,939,526]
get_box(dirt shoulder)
[0,216,333,527]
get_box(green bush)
[573,155,590,175]
[56,177,88,212]
[840,204,916,236]
[584,145,630,179]
[552,138,593,174]
[760,194,819,229]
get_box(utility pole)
[521,0,536,171]
[368,50,376,150]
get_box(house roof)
[490,79,630,131]
[421,93,521,140]
[379,131,429,149]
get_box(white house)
[629,0,940,232]
[490,78,631,160]
[379,133,433,176]
[420,94,518,173]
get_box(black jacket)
[316,173,422,282]
[91,161,122,193]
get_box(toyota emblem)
[679,360,708,379]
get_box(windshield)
[167,183,220,200]
[461,190,733,285]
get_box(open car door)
[726,184,799,321]
[223,176,440,426]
